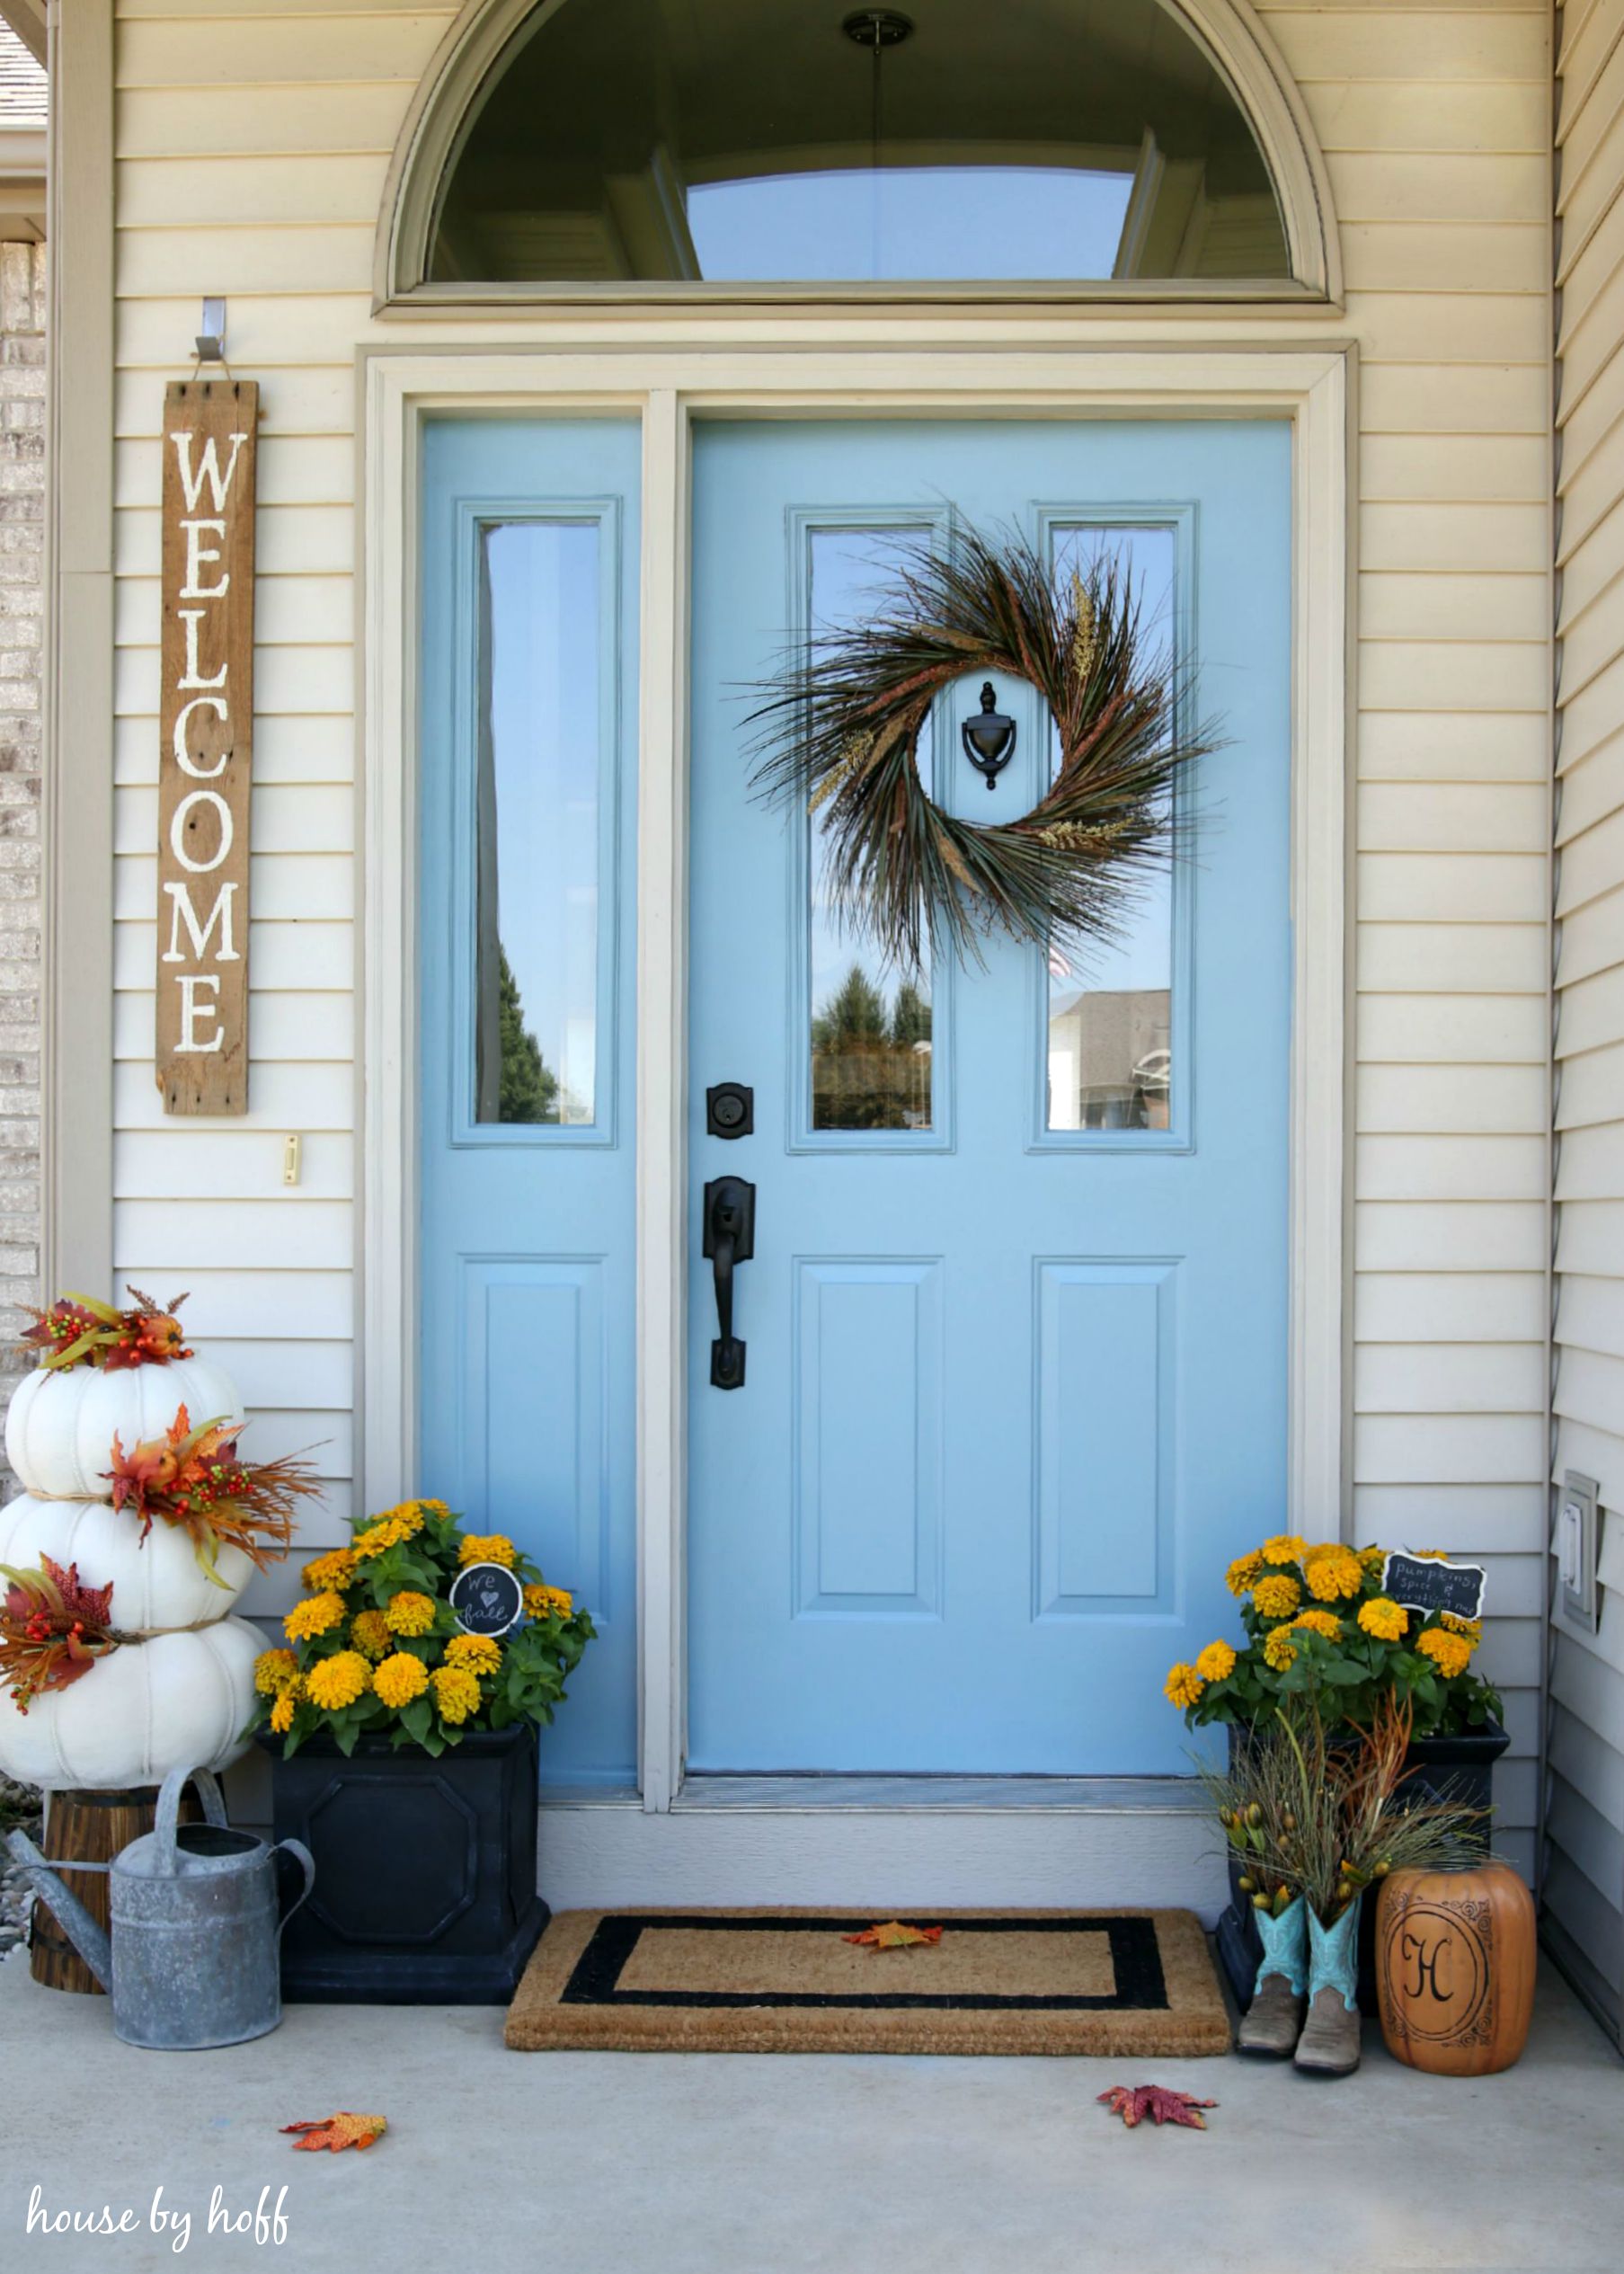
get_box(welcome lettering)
[155,379,257,1114]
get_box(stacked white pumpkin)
[0,1351,262,1790]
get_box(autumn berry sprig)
[19,1286,193,1373]
[0,1557,124,1710]
[105,1405,318,1585]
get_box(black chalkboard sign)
[448,1560,525,1638]
[1381,1552,1486,1623]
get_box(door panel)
[419,418,640,1786]
[794,1257,944,1618]
[687,419,1291,1774]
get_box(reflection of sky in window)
[484,521,601,1123]
[1047,524,1176,999]
[690,167,1133,282]
[808,528,933,1069]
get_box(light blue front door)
[688,420,1291,1774]
[419,418,641,1786]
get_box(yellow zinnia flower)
[1262,1534,1308,1568]
[458,1533,517,1568]
[1305,1550,1363,1603]
[351,1506,425,1560]
[1251,1573,1301,1621]
[1164,1662,1204,1710]
[350,1608,392,1660]
[1358,1596,1408,1642]
[1417,1628,1472,1680]
[306,1651,372,1710]
[1224,1552,1265,1597]
[253,1648,299,1696]
[1358,1545,1387,1573]
[445,1632,501,1677]
[1440,1612,1482,1640]
[1263,1628,1298,1673]
[523,1583,573,1621]
[301,1549,357,1593]
[285,1590,346,1643]
[373,1652,430,1708]
[1194,1640,1237,1683]
[1287,1609,1343,1641]
[432,1664,482,1725]
[384,1589,436,1637]
[270,1690,299,1736]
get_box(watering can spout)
[5,1828,112,1988]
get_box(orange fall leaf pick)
[281,2114,387,2155]
[842,1921,944,1950]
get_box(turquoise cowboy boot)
[1237,1894,1307,2057]
[1294,1896,1363,2076]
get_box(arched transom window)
[428,0,1292,287]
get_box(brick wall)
[0,239,44,1488]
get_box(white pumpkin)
[0,1617,262,1791]
[4,1356,244,1502]
[0,1492,253,1631]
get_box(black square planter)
[1215,1719,1510,2014]
[258,1723,548,2003]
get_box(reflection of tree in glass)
[891,980,932,1052]
[812,963,888,1052]
[497,943,560,1124]
[811,962,932,1130]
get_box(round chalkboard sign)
[448,1560,525,1639]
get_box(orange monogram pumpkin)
[1376,1863,1536,2076]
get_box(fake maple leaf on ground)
[842,1921,944,1950]
[1097,2085,1217,2132]
[280,2113,387,2154]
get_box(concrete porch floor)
[4,1953,1620,2273]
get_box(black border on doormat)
[559,1913,1168,2011]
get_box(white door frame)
[359,340,1352,1813]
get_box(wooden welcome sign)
[156,378,258,1115]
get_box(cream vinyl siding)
[1264,2,1550,1872]
[109,0,460,1602]
[1549,0,1624,2037]
[110,3,1550,1852]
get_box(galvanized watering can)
[6,1765,315,2050]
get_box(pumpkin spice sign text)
[156,378,258,1115]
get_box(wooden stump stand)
[29,1784,200,1994]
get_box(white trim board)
[360,342,1353,1822]
[536,1794,1227,1922]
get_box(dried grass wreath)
[748,520,1219,972]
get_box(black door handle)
[702,1175,755,1390]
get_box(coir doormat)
[505,1907,1230,2056]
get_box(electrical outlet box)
[1557,1470,1600,1635]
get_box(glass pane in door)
[475,519,602,1125]
[806,526,936,1133]
[1045,522,1178,1134]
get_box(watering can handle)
[152,1765,227,1873]
[272,1839,315,1938]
